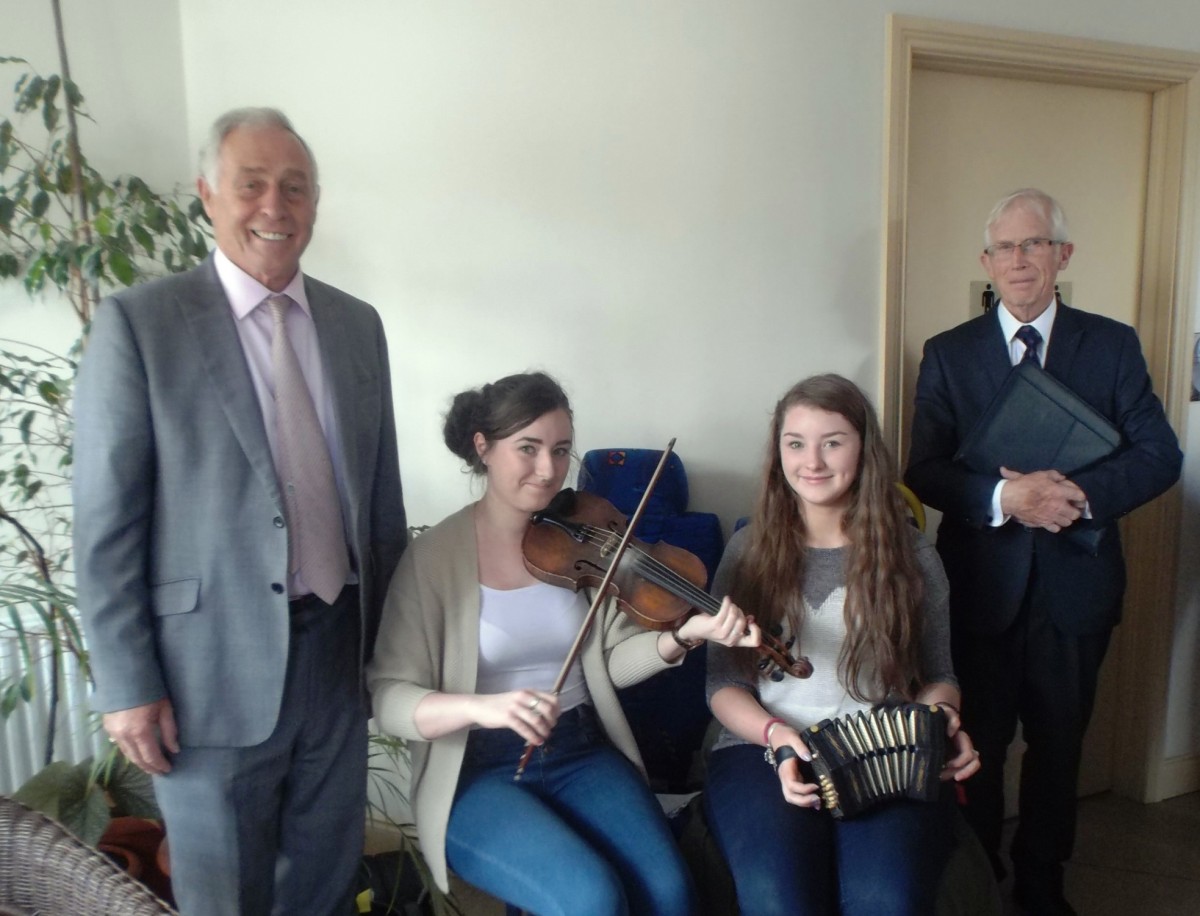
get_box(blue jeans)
[445,705,695,916]
[704,743,954,916]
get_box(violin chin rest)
[544,487,577,517]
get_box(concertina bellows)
[804,703,948,820]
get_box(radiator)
[0,634,106,794]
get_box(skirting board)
[1158,753,1200,800]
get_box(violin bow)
[513,438,678,780]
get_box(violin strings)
[574,526,703,600]
[574,524,720,613]
[569,523,802,671]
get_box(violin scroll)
[755,629,814,680]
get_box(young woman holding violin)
[367,371,760,916]
[704,374,981,916]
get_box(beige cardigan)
[366,504,680,892]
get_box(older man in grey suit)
[73,108,406,915]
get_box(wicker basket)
[0,795,176,915]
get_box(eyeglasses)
[983,238,1062,260]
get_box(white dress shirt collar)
[997,297,1057,364]
[212,248,311,319]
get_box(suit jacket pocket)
[151,577,200,616]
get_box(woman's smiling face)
[778,404,862,514]
[477,408,574,515]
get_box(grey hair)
[198,107,319,187]
[983,188,1069,247]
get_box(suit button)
[273,516,285,528]
[271,583,285,594]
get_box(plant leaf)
[30,189,50,218]
[12,758,111,845]
[18,409,34,444]
[146,205,167,234]
[108,249,134,286]
[36,379,61,406]
[16,75,44,113]
[103,757,161,819]
[82,245,103,280]
[130,223,154,257]
[64,783,113,846]
[41,75,61,131]
[63,78,84,108]
[13,761,77,817]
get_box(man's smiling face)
[199,124,317,291]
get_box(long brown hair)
[729,374,925,701]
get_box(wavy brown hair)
[729,374,925,701]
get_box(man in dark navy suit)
[905,189,1180,916]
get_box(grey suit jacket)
[73,256,406,747]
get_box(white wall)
[4,0,1198,774]
[171,0,1200,529]
[176,1,899,529]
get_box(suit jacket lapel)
[1044,304,1084,381]
[307,279,368,533]
[179,258,284,512]
[973,308,1014,393]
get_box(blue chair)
[577,448,724,792]
[577,448,723,587]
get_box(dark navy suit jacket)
[905,304,1180,637]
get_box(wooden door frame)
[881,14,1200,802]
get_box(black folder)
[955,361,1121,551]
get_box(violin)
[522,488,814,680]
[512,443,810,780]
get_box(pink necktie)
[268,295,350,604]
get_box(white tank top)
[476,582,590,712]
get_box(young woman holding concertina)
[704,373,981,916]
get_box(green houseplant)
[1,1,209,834]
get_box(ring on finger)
[528,697,540,711]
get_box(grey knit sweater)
[706,525,955,752]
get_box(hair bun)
[441,371,572,476]
[442,389,485,462]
